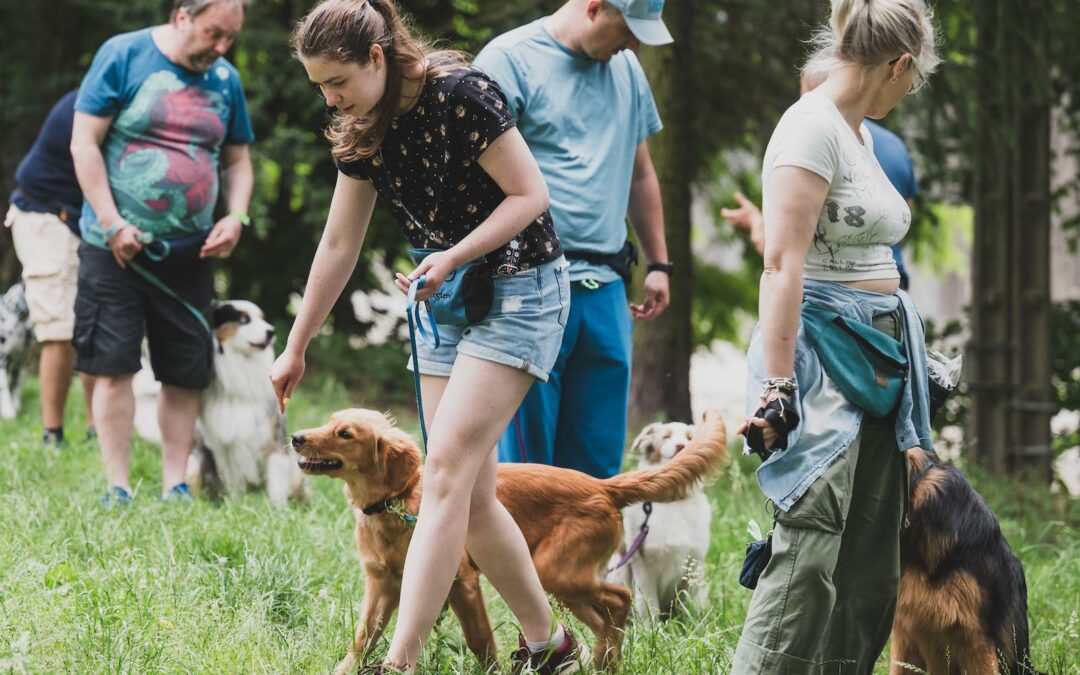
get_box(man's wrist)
[102,219,131,240]
[226,211,250,226]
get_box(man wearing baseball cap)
[608,0,673,45]
[477,0,674,491]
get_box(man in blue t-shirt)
[477,0,674,479]
[863,118,918,289]
[70,0,255,505]
[4,90,97,446]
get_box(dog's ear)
[631,422,662,456]
[212,302,243,329]
[376,427,422,488]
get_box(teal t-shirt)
[75,28,255,248]
[475,20,662,283]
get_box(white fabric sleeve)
[767,111,840,183]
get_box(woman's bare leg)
[385,355,552,667]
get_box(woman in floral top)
[271,0,578,672]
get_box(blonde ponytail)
[806,0,940,91]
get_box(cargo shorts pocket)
[72,297,99,360]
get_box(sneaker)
[43,429,66,448]
[101,486,133,508]
[160,482,193,503]
[357,664,407,674]
[510,626,585,675]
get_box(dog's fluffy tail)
[601,409,729,508]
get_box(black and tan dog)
[891,448,1041,674]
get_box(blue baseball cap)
[607,0,673,46]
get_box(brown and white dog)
[891,448,1041,675]
[610,421,712,619]
[290,408,728,673]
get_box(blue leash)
[406,276,440,453]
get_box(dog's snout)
[673,442,686,453]
[291,433,306,449]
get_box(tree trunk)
[631,0,696,428]
[968,0,1053,479]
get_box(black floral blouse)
[336,67,562,274]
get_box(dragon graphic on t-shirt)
[105,70,227,237]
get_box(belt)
[12,188,78,223]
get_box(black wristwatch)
[646,261,675,275]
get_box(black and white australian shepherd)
[611,421,712,618]
[0,282,33,420]
[134,300,307,504]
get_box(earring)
[890,76,898,83]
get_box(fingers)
[270,374,286,413]
[201,241,235,259]
[271,373,296,414]
[395,272,431,299]
[110,237,142,269]
[734,190,753,208]
[630,301,658,321]
[200,226,239,258]
[409,259,434,282]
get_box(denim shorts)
[410,256,570,381]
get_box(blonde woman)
[732,0,939,673]
[270,1,580,672]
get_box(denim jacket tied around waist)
[743,279,934,512]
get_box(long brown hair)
[291,0,468,162]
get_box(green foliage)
[692,263,759,348]
[304,329,414,410]
[1052,301,1080,412]
[1052,301,1080,454]
[902,0,1080,236]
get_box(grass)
[1,375,1078,674]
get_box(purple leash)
[608,501,653,574]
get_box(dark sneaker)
[510,626,585,675]
[160,482,193,503]
[43,429,66,448]
[101,486,133,508]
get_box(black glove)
[745,395,801,461]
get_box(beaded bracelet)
[762,377,798,396]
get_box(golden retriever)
[291,408,728,673]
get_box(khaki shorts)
[5,204,81,342]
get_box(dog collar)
[361,495,417,528]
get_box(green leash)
[103,225,212,337]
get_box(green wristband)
[228,211,251,226]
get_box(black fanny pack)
[564,240,638,286]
